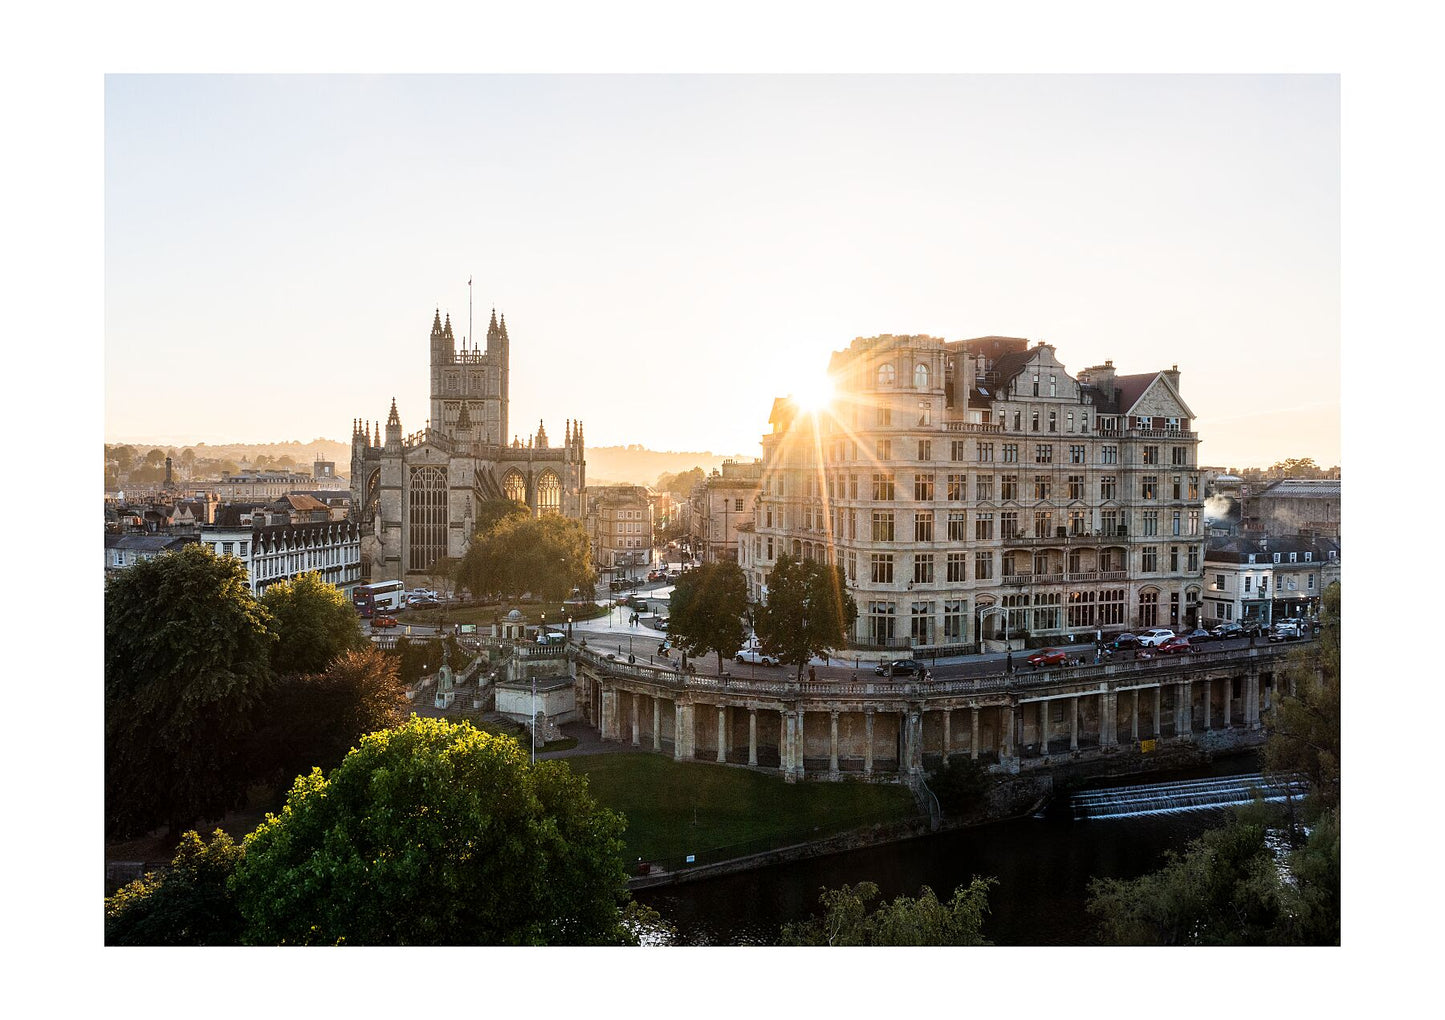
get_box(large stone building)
[1242,478,1341,538]
[739,334,1205,650]
[584,484,655,569]
[689,460,763,564]
[1202,534,1340,628]
[350,307,586,584]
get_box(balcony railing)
[1003,530,1129,546]
[943,422,1004,434]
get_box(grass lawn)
[565,754,920,866]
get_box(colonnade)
[583,659,1272,782]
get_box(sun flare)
[792,375,836,413]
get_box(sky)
[106,74,1338,466]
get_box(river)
[635,753,1265,945]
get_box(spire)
[431,308,443,335]
[486,308,500,348]
[500,312,509,340]
[374,422,380,447]
[565,419,571,445]
[388,397,399,427]
[444,313,454,339]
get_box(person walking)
[1005,649,1014,674]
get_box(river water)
[636,754,1262,946]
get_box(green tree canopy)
[780,879,994,946]
[233,717,633,945]
[249,646,409,789]
[456,513,596,604]
[105,830,246,946]
[1265,581,1340,812]
[472,497,531,538]
[757,554,858,680]
[667,560,750,674]
[260,571,365,677]
[105,543,277,838]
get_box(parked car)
[1137,629,1176,648]
[736,648,781,667]
[647,569,667,582]
[874,658,922,677]
[1269,622,1303,642]
[408,595,440,608]
[372,615,398,629]
[1110,633,1141,650]
[1027,648,1070,668]
[535,629,566,646]
[1182,628,1213,644]
[1157,636,1194,655]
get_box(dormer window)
[1304,551,1312,562]
[1273,553,1281,564]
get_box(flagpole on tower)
[468,275,473,352]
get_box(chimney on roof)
[1163,364,1181,393]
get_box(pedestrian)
[808,665,816,682]
[1006,649,1013,674]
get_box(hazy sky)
[106,74,1338,467]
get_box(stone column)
[1203,679,1212,730]
[1002,705,1016,759]
[970,706,981,761]
[1174,683,1190,740]
[716,706,727,762]
[829,710,839,774]
[630,693,640,747]
[1131,690,1140,742]
[1069,696,1079,751]
[1100,690,1117,747]
[1153,686,1162,739]
[864,709,875,775]
[1039,701,1049,757]
[1245,671,1261,729]
[653,697,662,752]
[903,708,923,774]
[778,709,788,773]
[943,709,952,763]
[601,687,618,742]
[674,702,695,761]
[1220,680,1230,729]
[748,709,758,766]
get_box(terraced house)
[740,334,1205,650]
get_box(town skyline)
[106,75,1339,469]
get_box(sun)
[792,375,836,413]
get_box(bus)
[353,580,405,618]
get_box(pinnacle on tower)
[388,397,400,426]
[444,313,454,339]
[374,422,381,447]
[432,308,443,335]
[457,401,472,429]
[486,308,500,346]
[500,312,509,340]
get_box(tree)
[656,466,705,496]
[105,830,246,946]
[667,560,750,674]
[144,447,166,468]
[260,571,365,677]
[456,513,596,605]
[928,756,991,817]
[111,444,138,474]
[779,879,995,946]
[472,497,530,538]
[1264,581,1340,812]
[757,553,858,680]
[178,448,196,475]
[249,646,409,788]
[106,543,277,839]
[232,717,635,945]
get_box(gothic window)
[408,466,448,572]
[503,470,527,505]
[537,471,562,516]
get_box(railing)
[943,422,1004,434]
[1094,427,1198,441]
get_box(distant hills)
[106,439,754,488]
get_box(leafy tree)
[178,448,196,473]
[427,555,459,600]
[106,543,277,839]
[656,466,705,496]
[232,717,634,945]
[111,444,138,474]
[473,497,531,538]
[456,513,596,605]
[1266,456,1326,479]
[1265,581,1340,812]
[249,646,409,789]
[780,879,995,946]
[667,560,750,674]
[928,756,991,817]
[756,553,858,680]
[105,830,246,946]
[260,571,365,677]
[144,447,166,468]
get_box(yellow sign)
[1140,739,1157,753]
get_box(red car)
[372,615,398,629]
[1158,636,1193,655]
[1027,648,1069,668]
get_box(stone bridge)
[565,645,1296,782]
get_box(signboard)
[685,854,696,864]
[1140,739,1157,753]
[460,624,476,634]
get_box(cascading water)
[1070,772,1308,820]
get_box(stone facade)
[350,308,586,584]
[585,484,655,569]
[1202,534,1340,628]
[739,335,1205,650]
[688,459,762,565]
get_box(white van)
[1137,629,1176,648]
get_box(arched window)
[537,471,562,516]
[408,465,448,572]
[877,363,896,387]
[503,470,527,506]
[914,362,929,390]
[1138,588,1160,628]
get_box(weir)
[1069,772,1308,820]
